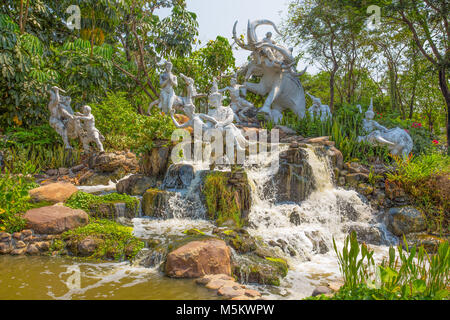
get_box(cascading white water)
[245,144,395,299]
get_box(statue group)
[46,19,413,159]
[48,86,104,153]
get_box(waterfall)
[244,144,394,299]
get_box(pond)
[0,255,220,300]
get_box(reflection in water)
[0,256,219,300]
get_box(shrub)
[0,172,39,233]
[386,153,450,233]
[91,91,175,153]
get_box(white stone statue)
[74,105,105,153]
[48,86,76,149]
[356,104,363,113]
[218,74,255,123]
[357,99,413,158]
[48,86,104,153]
[307,92,332,122]
[208,92,248,152]
[233,19,308,123]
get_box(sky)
[156,0,318,73]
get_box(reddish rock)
[29,182,78,203]
[15,241,26,249]
[218,285,246,299]
[165,239,231,278]
[10,248,27,255]
[21,229,33,237]
[12,232,21,240]
[24,205,89,235]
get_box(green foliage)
[65,191,139,218]
[315,232,450,300]
[386,153,450,233]
[0,172,39,233]
[91,91,175,152]
[62,219,144,261]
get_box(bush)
[386,153,450,233]
[91,91,175,153]
[0,172,39,233]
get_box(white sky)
[156,0,318,73]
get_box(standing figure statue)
[148,61,178,114]
[219,75,255,123]
[48,86,75,149]
[307,92,332,122]
[357,98,413,158]
[74,105,105,153]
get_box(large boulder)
[89,151,139,174]
[387,206,427,236]
[162,164,195,190]
[116,174,157,196]
[165,239,231,278]
[24,204,89,235]
[275,147,315,203]
[29,182,78,204]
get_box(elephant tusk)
[375,136,395,146]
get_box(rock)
[312,286,333,297]
[142,189,174,218]
[26,244,40,255]
[328,282,344,292]
[71,164,85,173]
[46,169,58,176]
[140,144,171,177]
[77,237,102,257]
[196,274,235,286]
[217,285,246,299]
[0,242,12,254]
[58,168,69,176]
[327,147,344,170]
[165,239,231,278]
[10,248,27,255]
[205,279,237,290]
[0,232,11,242]
[89,151,139,174]
[304,136,333,146]
[233,255,288,286]
[358,183,374,196]
[116,174,157,196]
[231,295,254,301]
[90,202,139,220]
[343,224,382,245]
[387,207,427,236]
[35,241,51,252]
[385,180,406,200]
[22,229,33,237]
[162,164,195,190]
[15,240,26,249]
[338,177,346,186]
[244,289,261,298]
[24,204,89,235]
[405,233,446,254]
[345,173,369,186]
[274,148,315,203]
[12,232,21,240]
[29,182,78,204]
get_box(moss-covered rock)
[232,253,289,286]
[62,219,144,261]
[142,188,174,218]
[213,228,257,254]
[202,168,251,228]
[65,192,139,220]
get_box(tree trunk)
[329,67,338,112]
[437,67,450,153]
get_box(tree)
[284,0,364,111]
